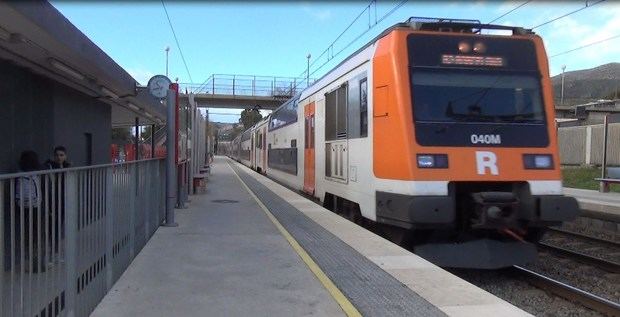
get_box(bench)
[595,167,620,192]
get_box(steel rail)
[538,242,620,274]
[513,266,620,317]
[548,227,620,248]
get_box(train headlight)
[417,154,448,168]
[523,154,553,169]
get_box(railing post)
[105,167,114,290]
[164,89,178,226]
[64,171,78,317]
[129,164,136,258]
[601,115,610,192]
[150,124,155,159]
[232,75,236,96]
[212,76,215,94]
[144,163,150,240]
[252,75,256,96]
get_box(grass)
[561,166,620,192]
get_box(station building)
[0,1,165,173]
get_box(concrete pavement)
[91,157,344,317]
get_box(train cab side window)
[360,78,368,137]
[325,84,348,141]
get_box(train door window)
[336,85,347,138]
[305,117,309,149]
[291,139,297,148]
[325,84,347,141]
[310,116,314,148]
[360,78,368,137]
[345,73,367,139]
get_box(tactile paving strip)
[231,163,446,317]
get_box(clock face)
[147,75,172,99]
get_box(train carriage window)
[325,84,347,141]
[345,73,367,139]
[337,86,347,137]
[241,131,251,142]
[269,97,299,131]
[360,78,368,137]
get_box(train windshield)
[412,70,545,124]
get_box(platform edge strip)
[228,162,362,317]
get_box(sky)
[51,0,620,123]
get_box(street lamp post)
[560,65,566,106]
[165,46,170,77]
[306,53,311,86]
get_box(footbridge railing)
[179,74,315,99]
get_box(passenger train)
[228,17,579,269]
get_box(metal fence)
[558,123,620,166]
[1,158,165,317]
[179,74,315,98]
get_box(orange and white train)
[229,17,579,269]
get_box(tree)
[239,108,263,129]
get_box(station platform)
[564,187,620,222]
[92,157,528,317]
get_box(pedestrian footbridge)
[179,74,313,110]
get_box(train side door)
[262,127,267,172]
[303,102,316,195]
[325,84,348,183]
[250,133,255,167]
[254,131,259,169]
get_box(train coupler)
[470,192,519,229]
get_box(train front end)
[372,19,580,268]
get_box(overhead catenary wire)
[161,0,194,83]
[531,0,606,29]
[487,0,531,24]
[550,33,620,58]
[298,0,376,79]
[307,0,408,78]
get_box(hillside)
[551,63,620,106]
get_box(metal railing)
[1,158,165,317]
[179,74,315,98]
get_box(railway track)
[513,266,620,317]
[537,242,620,274]
[547,227,620,248]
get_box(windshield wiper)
[497,112,544,122]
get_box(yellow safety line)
[228,161,362,317]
